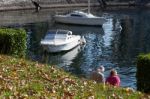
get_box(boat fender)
[80,36,86,45]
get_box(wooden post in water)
[31,0,41,12]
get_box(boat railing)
[54,29,70,42]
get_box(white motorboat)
[40,29,83,52]
[54,0,107,26]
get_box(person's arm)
[102,74,105,84]
[115,76,120,87]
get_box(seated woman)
[106,69,120,87]
[90,65,105,83]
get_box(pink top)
[106,75,120,87]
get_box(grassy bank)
[0,55,149,98]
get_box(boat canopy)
[68,10,97,18]
[44,29,72,40]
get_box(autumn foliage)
[0,55,149,98]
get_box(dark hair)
[110,69,117,76]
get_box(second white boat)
[54,0,107,26]
[54,10,107,26]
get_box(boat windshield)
[70,14,83,17]
[44,34,55,39]
[56,30,70,34]
[45,30,72,40]
[44,30,56,39]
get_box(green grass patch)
[0,55,149,98]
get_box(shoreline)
[0,2,150,12]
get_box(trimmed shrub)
[0,28,27,58]
[136,53,150,93]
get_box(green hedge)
[0,28,27,58]
[136,53,150,93]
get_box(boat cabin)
[44,29,73,41]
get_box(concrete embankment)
[0,0,150,11]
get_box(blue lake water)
[1,7,150,89]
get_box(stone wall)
[0,0,149,11]
[0,0,97,11]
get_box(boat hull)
[54,16,107,26]
[42,36,81,53]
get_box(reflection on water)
[52,23,105,35]
[1,8,150,89]
[103,18,114,47]
[41,45,84,68]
